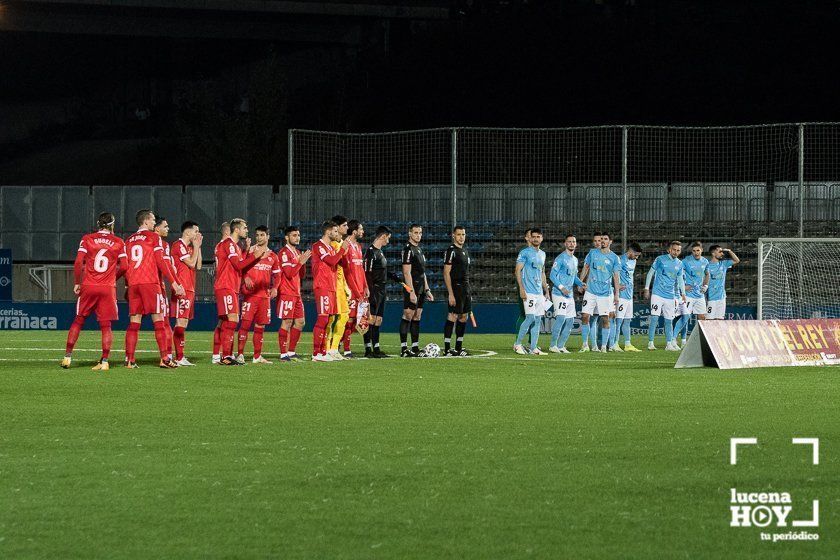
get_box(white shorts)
[551,293,576,319]
[706,298,726,320]
[524,293,547,317]
[650,294,679,320]
[679,296,706,316]
[616,298,633,320]
[581,291,615,317]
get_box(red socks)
[238,321,253,356]
[312,315,330,356]
[153,320,169,360]
[99,321,112,360]
[289,326,302,353]
[163,320,173,358]
[342,319,355,351]
[125,322,140,362]
[173,326,186,360]
[213,323,222,355]
[253,326,264,359]
[278,328,288,355]
[220,320,237,357]
[65,316,85,354]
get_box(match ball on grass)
[423,343,441,358]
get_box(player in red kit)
[310,220,349,362]
[170,221,202,366]
[154,217,178,363]
[211,222,231,363]
[61,212,128,371]
[237,225,280,364]
[124,209,185,369]
[340,220,369,358]
[277,225,311,361]
[214,218,266,365]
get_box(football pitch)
[0,330,837,559]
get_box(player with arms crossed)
[276,226,311,361]
[643,240,686,351]
[124,209,185,369]
[400,224,433,357]
[326,215,351,361]
[579,232,603,351]
[339,220,368,358]
[170,221,202,366]
[613,242,643,352]
[514,228,550,355]
[706,245,740,320]
[548,234,585,354]
[311,220,349,362]
[443,226,472,356]
[674,241,710,346]
[578,232,621,352]
[214,218,266,365]
[363,226,392,358]
[61,212,128,370]
[237,225,280,364]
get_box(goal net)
[757,238,840,319]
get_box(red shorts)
[348,298,359,319]
[277,294,305,320]
[242,296,271,325]
[215,289,239,317]
[128,283,166,316]
[77,284,118,322]
[314,289,336,316]
[170,291,195,320]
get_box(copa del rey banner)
[675,319,840,369]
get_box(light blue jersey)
[706,259,734,301]
[650,254,684,299]
[584,250,620,297]
[517,246,546,295]
[682,256,709,298]
[619,253,637,300]
[550,252,582,296]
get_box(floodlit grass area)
[0,330,838,559]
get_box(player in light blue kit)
[706,244,740,319]
[548,234,585,353]
[674,241,710,346]
[611,242,643,352]
[581,232,603,350]
[514,228,550,355]
[643,240,686,351]
[579,232,621,352]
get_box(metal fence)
[4,124,840,303]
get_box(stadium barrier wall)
[0,302,756,334]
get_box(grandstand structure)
[3,123,839,304]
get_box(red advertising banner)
[675,319,840,369]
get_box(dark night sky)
[2,0,840,182]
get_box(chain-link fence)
[289,124,840,305]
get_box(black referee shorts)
[403,283,427,310]
[369,287,386,317]
[448,283,472,315]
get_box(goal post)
[757,238,840,320]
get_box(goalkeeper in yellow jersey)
[327,215,352,360]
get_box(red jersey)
[74,230,127,287]
[125,229,176,286]
[214,237,258,293]
[342,240,367,299]
[277,245,306,297]
[310,239,346,293]
[158,239,179,289]
[242,251,280,299]
[172,239,196,293]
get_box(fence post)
[451,128,458,229]
[287,129,294,225]
[622,126,628,252]
[798,123,804,238]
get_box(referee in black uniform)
[363,225,392,358]
[443,225,471,356]
[400,224,433,357]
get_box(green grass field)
[1,329,838,559]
